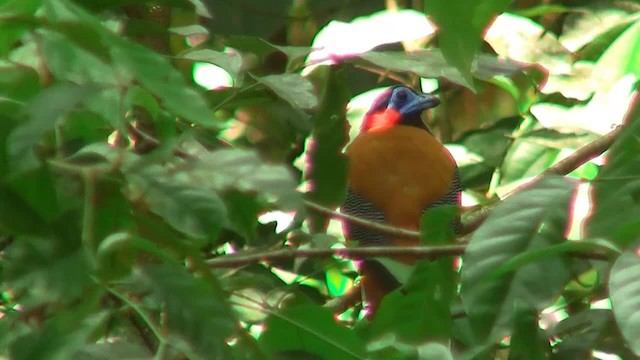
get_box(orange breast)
[346,126,456,234]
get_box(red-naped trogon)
[342,86,461,316]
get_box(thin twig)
[206,244,608,268]
[304,200,420,238]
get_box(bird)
[341,85,461,317]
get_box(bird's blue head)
[361,86,440,132]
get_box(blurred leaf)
[253,73,318,110]
[578,13,640,61]
[225,35,311,65]
[461,176,575,342]
[7,82,103,174]
[459,117,519,168]
[111,38,218,128]
[259,304,365,359]
[305,67,349,220]
[142,263,237,360]
[169,24,208,36]
[371,260,453,342]
[424,0,512,89]
[609,248,640,356]
[500,139,559,186]
[587,100,640,245]
[194,148,301,209]
[10,301,105,360]
[0,184,48,235]
[508,304,549,360]
[177,49,242,77]
[0,0,43,56]
[222,191,262,243]
[128,172,227,241]
[358,50,526,90]
[73,342,151,360]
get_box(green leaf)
[193,148,301,209]
[142,263,237,360]
[461,176,575,342]
[609,249,640,355]
[169,24,208,37]
[423,0,512,89]
[371,260,454,342]
[72,342,151,360]
[178,49,242,77]
[253,73,318,110]
[225,35,312,66]
[358,50,525,90]
[10,299,105,360]
[304,67,349,224]
[7,82,103,174]
[259,304,365,359]
[0,0,43,57]
[587,103,640,245]
[0,183,48,235]
[508,304,549,360]
[500,139,559,185]
[110,38,218,128]
[128,172,227,241]
[593,19,640,84]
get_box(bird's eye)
[395,90,408,103]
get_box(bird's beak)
[415,93,440,111]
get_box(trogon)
[342,85,461,316]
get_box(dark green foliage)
[1,0,640,359]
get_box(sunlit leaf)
[424,0,512,89]
[461,176,575,341]
[358,50,526,90]
[253,73,318,110]
[178,49,241,77]
[609,248,640,356]
[587,100,640,245]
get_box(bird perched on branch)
[341,85,461,317]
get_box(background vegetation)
[1,0,640,359]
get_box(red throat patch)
[361,108,402,132]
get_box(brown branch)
[304,200,421,239]
[542,125,623,176]
[459,125,625,235]
[206,244,609,268]
[208,244,465,268]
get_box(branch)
[206,244,609,268]
[459,125,625,234]
[208,245,464,268]
[304,200,421,239]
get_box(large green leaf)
[461,176,575,342]
[423,0,512,89]
[587,99,640,246]
[259,304,365,359]
[142,263,237,360]
[0,0,43,56]
[177,49,242,78]
[609,249,640,355]
[6,82,103,174]
[357,50,525,90]
[127,171,227,241]
[253,73,318,110]
[10,298,105,360]
[192,148,301,209]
